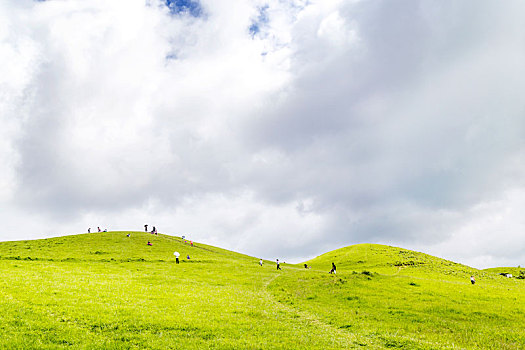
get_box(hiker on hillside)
[470,276,476,285]
[187,255,190,260]
[304,264,310,269]
[259,259,263,266]
[88,228,91,233]
[147,241,152,246]
[97,227,101,232]
[276,259,281,270]
[144,224,148,232]
[174,251,180,264]
[330,262,336,274]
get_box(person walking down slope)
[470,276,476,285]
[330,262,336,274]
[276,259,282,270]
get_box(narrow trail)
[261,270,372,349]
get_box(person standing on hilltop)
[88,228,90,233]
[97,227,101,232]
[144,224,148,232]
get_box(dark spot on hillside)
[388,310,405,315]
[393,260,423,267]
[381,337,418,348]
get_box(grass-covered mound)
[305,243,477,276]
[0,232,362,349]
[270,243,525,349]
[0,231,253,263]
[0,235,523,349]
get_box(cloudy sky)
[1,0,524,268]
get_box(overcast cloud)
[1,0,524,268]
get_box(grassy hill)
[305,243,478,276]
[0,234,523,349]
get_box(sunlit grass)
[0,235,523,349]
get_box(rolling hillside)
[0,233,523,349]
[306,243,480,277]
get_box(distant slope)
[305,243,478,277]
[0,231,255,263]
[273,243,525,349]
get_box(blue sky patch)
[165,0,202,17]
[249,5,269,38]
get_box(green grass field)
[0,232,523,349]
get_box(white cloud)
[1,0,524,268]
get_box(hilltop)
[306,243,479,276]
[0,232,523,349]
[0,231,254,263]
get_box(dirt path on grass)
[261,272,375,349]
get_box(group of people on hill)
[144,224,157,235]
[260,257,479,286]
[84,229,482,285]
[87,227,107,233]
[259,259,336,273]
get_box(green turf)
[0,233,523,349]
